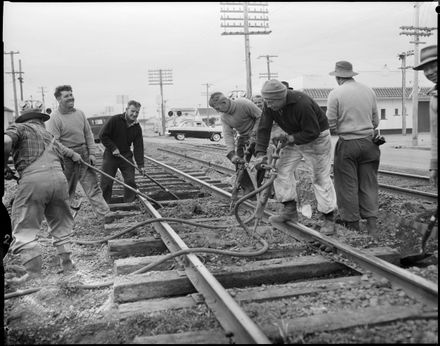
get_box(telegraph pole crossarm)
[148,69,173,136]
[220,2,271,98]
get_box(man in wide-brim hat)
[326,60,381,237]
[4,100,82,284]
[414,45,437,187]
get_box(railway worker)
[209,92,262,195]
[253,79,337,234]
[46,85,109,228]
[413,45,437,187]
[4,100,82,282]
[326,61,380,236]
[99,100,145,204]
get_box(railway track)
[4,142,437,344]
[156,143,437,202]
[90,144,437,342]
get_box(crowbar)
[80,159,163,209]
[116,154,180,200]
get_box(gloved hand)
[253,154,267,170]
[71,152,82,163]
[89,155,97,166]
[272,134,294,148]
[112,148,121,157]
[226,150,243,164]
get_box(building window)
[380,109,387,120]
[394,108,399,116]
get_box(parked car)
[87,115,112,143]
[167,120,223,141]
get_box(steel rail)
[136,195,271,344]
[157,147,233,175]
[156,148,438,200]
[144,154,438,307]
[165,143,431,181]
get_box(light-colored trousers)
[273,129,337,214]
[10,149,74,264]
[63,144,109,218]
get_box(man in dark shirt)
[99,100,144,203]
[254,80,337,234]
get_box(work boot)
[269,201,298,223]
[320,211,336,235]
[59,253,76,273]
[366,217,378,238]
[344,220,360,232]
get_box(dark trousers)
[334,136,380,222]
[100,151,137,203]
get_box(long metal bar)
[117,153,180,199]
[137,194,270,344]
[145,154,438,306]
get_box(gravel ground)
[3,136,438,344]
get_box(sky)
[3,1,438,120]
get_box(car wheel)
[210,133,221,142]
[175,133,185,141]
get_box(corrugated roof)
[302,87,432,100]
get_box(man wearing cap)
[414,45,437,187]
[254,79,337,233]
[326,61,380,236]
[46,85,109,227]
[209,92,262,195]
[4,100,82,283]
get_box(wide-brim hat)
[413,45,437,70]
[16,100,50,123]
[329,60,358,77]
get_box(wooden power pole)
[4,51,20,120]
[398,50,414,136]
[258,54,278,80]
[400,2,436,146]
[220,2,271,98]
[148,69,173,135]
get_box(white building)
[288,72,432,133]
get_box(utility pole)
[398,50,414,136]
[38,87,48,108]
[201,83,213,125]
[258,54,278,80]
[4,50,20,120]
[17,59,24,101]
[148,69,173,135]
[220,2,271,98]
[399,2,436,146]
[201,83,213,108]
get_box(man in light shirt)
[326,61,380,236]
[46,85,109,228]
